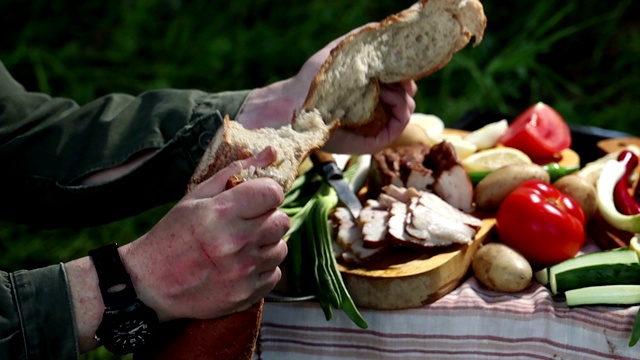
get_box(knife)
[310,150,363,219]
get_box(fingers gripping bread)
[303,0,486,133]
[188,109,333,192]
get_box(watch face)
[111,318,153,349]
[96,301,159,355]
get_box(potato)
[474,163,550,210]
[388,123,436,149]
[553,174,598,220]
[472,243,533,293]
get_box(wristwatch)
[89,243,159,355]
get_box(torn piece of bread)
[302,0,486,134]
[188,110,333,192]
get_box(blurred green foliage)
[1,0,639,359]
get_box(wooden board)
[337,134,580,310]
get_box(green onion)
[279,158,368,329]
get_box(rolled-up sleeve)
[0,61,251,227]
[0,265,78,359]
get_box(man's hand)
[321,80,417,155]
[125,147,290,321]
[66,148,290,353]
[237,26,417,155]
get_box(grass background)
[1,0,639,358]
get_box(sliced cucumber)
[555,263,640,294]
[534,268,549,286]
[548,249,639,295]
[565,285,640,307]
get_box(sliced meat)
[387,201,431,249]
[382,184,413,203]
[368,144,434,197]
[333,207,362,251]
[395,145,435,190]
[433,164,474,213]
[332,207,387,264]
[377,193,401,208]
[359,204,390,248]
[417,191,482,229]
[368,149,403,197]
[428,141,474,212]
[396,190,482,247]
[404,197,432,241]
[381,184,420,204]
[332,240,346,260]
[409,202,476,245]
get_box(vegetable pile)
[278,101,640,345]
[459,102,640,347]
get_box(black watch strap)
[89,243,138,309]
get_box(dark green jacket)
[0,61,250,359]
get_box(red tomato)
[499,102,571,159]
[496,180,585,267]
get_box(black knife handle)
[310,151,344,181]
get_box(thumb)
[186,146,278,199]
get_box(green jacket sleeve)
[0,61,251,228]
[0,265,79,359]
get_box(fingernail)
[256,147,275,162]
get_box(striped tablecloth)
[253,277,639,359]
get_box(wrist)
[88,243,159,355]
[116,241,174,323]
[64,256,104,353]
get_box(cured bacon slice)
[332,207,387,264]
[359,200,390,248]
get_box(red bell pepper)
[614,150,640,215]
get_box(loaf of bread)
[302,0,486,134]
[147,1,487,359]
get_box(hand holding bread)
[125,147,289,322]
[195,0,487,193]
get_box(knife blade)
[310,150,363,219]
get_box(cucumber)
[565,285,640,307]
[534,268,549,286]
[548,249,639,294]
[555,263,640,294]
